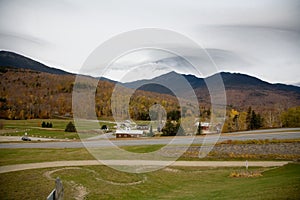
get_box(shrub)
[65,122,76,132]
[41,121,53,128]
[101,125,107,130]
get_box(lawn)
[0,148,93,166]
[0,163,299,199]
[0,119,116,139]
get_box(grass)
[0,163,299,199]
[0,119,116,139]
[121,144,165,153]
[0,128,80,139]
[0,148,93,166]
[0,140,298,167]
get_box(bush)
[101,125,108,130]
[41,121,53,128]
[65,122,76,132]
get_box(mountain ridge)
[0,50,72,75]
[123,71,300,95]
[1,50,298,92]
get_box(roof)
[115,130,143,135]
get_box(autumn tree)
[281,106,300,127]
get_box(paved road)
[0,160,289,174]
[0,136,61,142]
[0,128,299,149]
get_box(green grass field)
[0,146,299,199]
[0,163,299,199]
[0,148,93,166]
[0,119,116,139]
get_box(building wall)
[116,133,141,138]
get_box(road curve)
[0,160,289,174]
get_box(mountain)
[1,50,299,114]
[124,71,300,94]
[0,51,71,75]
[123,71,206,96]
[124,71,300,110]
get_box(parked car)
[21,136,31,141]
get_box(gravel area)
[183,142,300,160]
[161,142,300,159]
[211,142,300,156]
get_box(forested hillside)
[0,67,180,120]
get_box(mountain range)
[124,71,300,95]
[1,50,299,112]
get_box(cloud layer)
[0,0,299,84]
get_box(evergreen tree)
[246,107,252,130]
[101,124,108,130]
[196,123,202,135]
[41,121,46,128]
[65,122,76,132]
[162,120,176,136]
[247,109,263,130]
[162,120,185,136]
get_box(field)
[0,147,300,199]
[0,119,116,139]
[0,119,299,199]
[0,162,299,199]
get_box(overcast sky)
[0,0,299,84]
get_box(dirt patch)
[43,167,88,200]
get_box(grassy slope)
[0,164,299,199]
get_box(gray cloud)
[0,32,52,47]
[0,0,299,83]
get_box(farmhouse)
[115,129,143,138]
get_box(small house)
[115,129,143,138]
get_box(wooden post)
[55,177,64,200]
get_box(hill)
[0,67,179,120]
[0,51,71,75]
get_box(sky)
[0,0,299,84]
